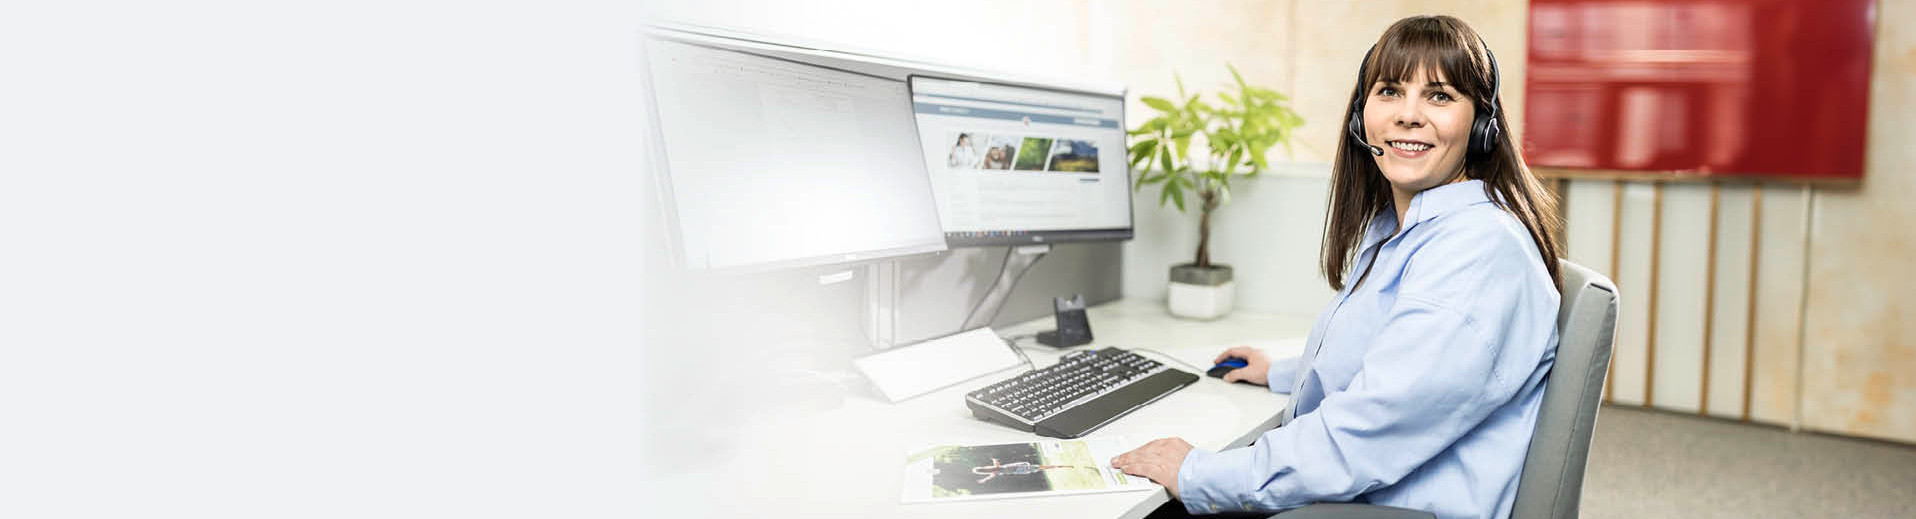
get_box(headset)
[1346,38,1502,159]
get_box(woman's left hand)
[1111,437,1194,498]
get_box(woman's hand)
[1214,346,1273,386]
[1111,437,1194,498]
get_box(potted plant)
[1129,66,1303,319]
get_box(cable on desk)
[999,335,1035,371]
[998,333,1096,371]
[1001,332,1039,344]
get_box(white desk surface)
[651,298,1313,518]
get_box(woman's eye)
[1376,86,1399,97]
[1430,91,1454,102]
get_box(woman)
[1111,15,1564,519]
[980,144,1012,170]
[948,133,979,168]
[970,458,1089,485]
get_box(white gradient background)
[2,1,652,517]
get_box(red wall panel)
[1524,0,1877,180]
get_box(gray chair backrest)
[1511,260,1618,519]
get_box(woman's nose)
[1393,104,1426,127]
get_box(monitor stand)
[959,243,1051,332]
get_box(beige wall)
[1103,0,1530,162]
[1801,0,1916,443]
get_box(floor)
[1580,405,1916,519]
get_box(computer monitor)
[907,76,1132,247]
[642,35,948,271]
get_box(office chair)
[1269,260,1619,519]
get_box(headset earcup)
[1469,113,1500,157]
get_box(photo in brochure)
[900,436,1157,503]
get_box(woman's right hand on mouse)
[1213,346,1272,386]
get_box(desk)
[649,298,1313,518]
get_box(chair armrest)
[1268,503,1437,519]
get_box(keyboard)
[965,347,1199,438]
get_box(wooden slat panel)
[1645,183,1663,407]
[1750,185,1808,426]
[1564,179,1618,278]
[1561,179,1620,404]
[1743,183,1764,421]
[1606,181,1624,403]
[1609,182,1659,406]
[1708,185,1756,419]
[1701,183,1721,415]
[1652,183,1711,413]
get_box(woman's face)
[1362,67,1475,193]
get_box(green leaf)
[1228,63,1246,89]
[1142,96,1177,113]
[1129,140,1157,166]
[1215,127,1239,143]
[1130,139,1157,155]
[1159,146,1175,174]
[1163,175,1187,212]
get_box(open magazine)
[901,436,1159,503]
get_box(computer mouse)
[1206,358,1249,379]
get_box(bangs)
[1363,17,1490,99]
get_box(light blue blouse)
[1176,180,1560,519]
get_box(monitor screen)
[644,37,948,270]
[908,76,1132,247]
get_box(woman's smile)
[1385,138,1435,158]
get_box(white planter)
[1168,280,1235,320]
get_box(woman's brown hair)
[1321,15,1563,291]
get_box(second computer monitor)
[645,36,948,271]
[909,76,1132,247]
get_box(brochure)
[901,436,1159,503]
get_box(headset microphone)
[1350,126,1384,156]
